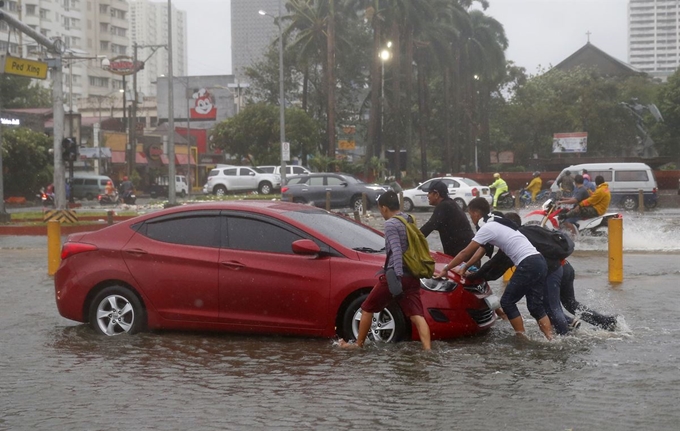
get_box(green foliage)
[1,128,53,197]
[0,75,52,108]
[210,103,321,165]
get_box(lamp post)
[259,2,287,186]
[91,90,124,175]
[379,42,392,170]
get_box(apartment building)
[628,0,680,80]
[231,0,279,81]
[129,0,188,98]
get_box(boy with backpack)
[339,191,432,350]
[434,197,554,340]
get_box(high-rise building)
[628,0,680,81]
[129,0,188,98]
[231,0,279,81]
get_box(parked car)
[257,165,312,177]
[149,175,189,198]
[281,173,389,212]
[203,165,281,195]
[550,163,658,210]
[70,174,114,201]
[402,177,493,211]
[54,201,497,342]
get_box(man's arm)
[469,250,513,281]
[434,240,481,278]
[385,221,405,277]
[419,205,441,237]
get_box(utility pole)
[167,0,176,205]
[0,11,66,209]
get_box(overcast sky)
[172,0,629,77]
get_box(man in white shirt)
[435,197,554,340]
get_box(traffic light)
[62,137,78,162]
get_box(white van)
[70,174,114,201]
[550,162,658,210]
[149,175,189,198]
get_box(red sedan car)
[55,201,497,343]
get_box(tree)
[1,128,53,197]
[210,103,321,166]
[0,75,52,108]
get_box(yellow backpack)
[393,215,435,278]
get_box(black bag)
[519,225,574,261]
[385,268,403,297]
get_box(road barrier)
[608,216,623,283]
[43,209,78,223]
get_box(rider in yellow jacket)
[489,173,508,208]
[526,172,542,202]
[560,175,611,220]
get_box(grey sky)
[174,0,628,77]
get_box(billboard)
[553,132,587,153]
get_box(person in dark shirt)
[419,180,475,258]
[558,174,589,233]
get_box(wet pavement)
[1,211,680,430]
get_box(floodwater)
[1,211,679,430]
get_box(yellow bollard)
[638,190,644,213]
[326,191,331,211]
[503,266,515,282]
[362,193,368,215]
[608,216,623,283]
[47,220,61,276]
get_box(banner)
[553,132,587,153]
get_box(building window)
[25,4,37,15]
[89,76,109,87]
[100,23,109,33]
[39,8,50,20]
[100,41,109,50]
[99,4,108,13]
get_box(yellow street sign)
[2,55,49,79]
[338,139,356,150]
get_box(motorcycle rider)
[559,175,611,222]
[557,170,575,198]
[526,171,543,203]
[105,180,115,196]
[488,172,508,209]
[119,176,134,200]
[557,174,589,232]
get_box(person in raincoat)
[489,173,508,209]
[526,171,543,203]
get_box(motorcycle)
[37,188,55,207]
[518,186,551,207]
[523,198,621,238]
[120,190,137,205]
[491,189,515,209]
[98,192,119,206]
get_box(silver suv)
[257,165,312,176]
[204,165,281,195]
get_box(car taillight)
[471,188,478,197]
[61,242,99,260]
[653,187,657,195]
[281,186,289,193]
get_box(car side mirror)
[250,172,256,176]
[340,182,348,187]
[291,239,321,256]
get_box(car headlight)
[420,277,458,292]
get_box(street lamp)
[379,42,392,168]
[259,2,287,186]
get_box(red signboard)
[105,56,144,76]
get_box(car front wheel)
[258,181,272,195]
[340,294,408,344]
[454,198,466,210]
[89,285,145,336]
[620,195,638,211]
[403,198,414,212]
[351,196,364,212]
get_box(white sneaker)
[569,318,581,331]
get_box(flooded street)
[1,212,680,430]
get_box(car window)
[99,179,108,186]
[286,176,307,185]
[327,176,344,186]
[208,169,219,177]
[443,179,460,188]
[308,176,324,186]
[615,170,648,181]
[84,179,97,186]
[285,210,385,252]
[292,167,306,174]
[259,166,275,174]
[224,168,237,176]
[460,178,483,187]
[142,215,220,248]
[588,171,612,182]
[71,179,84,185]
[226,217,303,254]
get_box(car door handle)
[221,261,245,269]
[123,248,148,256]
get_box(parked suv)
[281,173,389,211]
[204,165,281,195]
[257,165,312,177]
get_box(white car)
[257,165,312,176]
[401,177,493,211]
[204,165,281,195]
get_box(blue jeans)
[544,266,570,335]
[500,254,548,321]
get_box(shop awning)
[175,154,196,165]
[136,152,148,165]
[160,154,169,165]
[111,151,126,164]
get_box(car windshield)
[208,169,219,177]
[285,209,385,253]
[251,167,265,174]
[259,166,275,173]
[459,178,483,187]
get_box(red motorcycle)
[523,199,620,238]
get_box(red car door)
[123,211,221,322]
[218,214,331,334]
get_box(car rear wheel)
[180,190,186,198]
[89,285,145,336]
[214,185,227,196]
[620,195,638,211]
[259,181,272,195]
[403,198,414,212]
[292,197,307,204]
[341,294,408,344]
[453,198,466,210]
[85,193,94,201]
